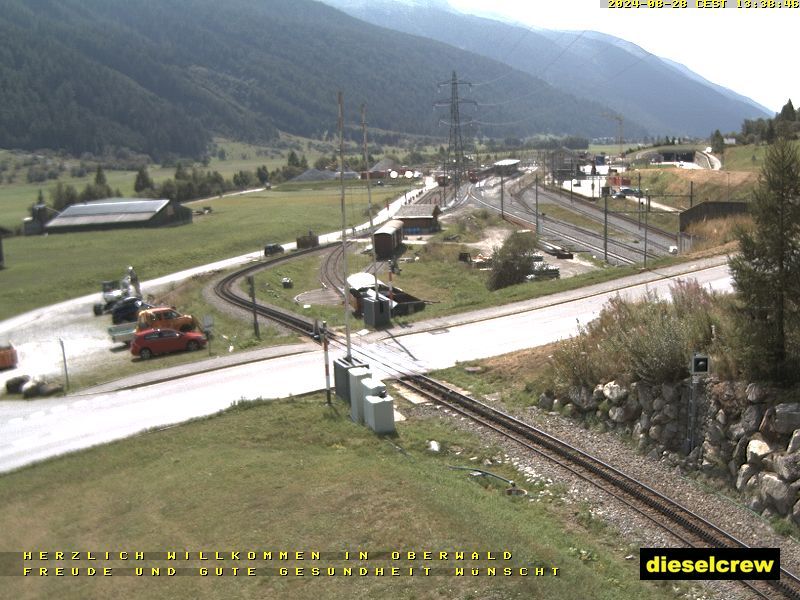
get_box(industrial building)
[393,205,440,234]
[44,198,192,234]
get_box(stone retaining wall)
[539,378,800,525]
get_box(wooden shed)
[393,205,440,234]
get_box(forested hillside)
[326,0,771,137]
[0,0,640,160]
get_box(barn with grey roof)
[44,198,192,233]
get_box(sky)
[448,0,797,115]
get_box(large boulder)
[740,405,764,436]
[661,382,681,405]
[662,421,680,445]
[746,438,775,464]
[636,382,654,412]
[639,412,651,432]
[736,463,758,491]
[538,391,554,411]
[608,397,639,424]
[649,424,663,442]
[593,384,605,403]
[651,409,672,426]
[705,422,726,446]
[710,380,737,411]
[774,453,800,483]
[746,382,767,404]
[603,381,628,405]
[745,473,764,512]
[5,375,31,394]
[569,386,597,412]
[759,473,794,514]
[732,436,749,466]
[772,403,800,435]
[21,380,42,399]
[788,430,800,454]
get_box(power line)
[434,71,477,196]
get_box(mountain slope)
[0,0,640,159]
[324,0,771,137]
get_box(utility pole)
[246,275,260,339]
[500,170,505,219]
[338,91,352,361]
[535,174,539,234]
[434,71,476,204]
[322,321,331,405]
[361,105,379,297]
[603,193,608,263]
[59,338,70,394]
[643,194,649,268]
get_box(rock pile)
[540,379,800,525]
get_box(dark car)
[131,328,207,360]
[111,297,153,324]
[264,243,284,256]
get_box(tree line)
[711,99,800,149]
[47,163,275,212]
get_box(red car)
[131,328,206,359]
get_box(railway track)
[467,184,643,265]
[535,185,678,248]
[212,246,333,337]
[511,192,672,263]
[211,225,800,600]
[320,243,347,295]
[397,374,800,600]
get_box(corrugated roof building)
[44,198,192,234]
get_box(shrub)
[486,231,538,291]
[550,281,723,390]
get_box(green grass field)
[0,394,681,600]
[0,186,409,320]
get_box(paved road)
[0,258,732,474]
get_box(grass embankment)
[0,186,407,320]
[633,168,757,209]
[720,142,800,172]
[0,394,677,600]
[431,280,735,410]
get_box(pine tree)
[710,129,725,154]
[94,165,107,186]
[134,167,154,193]
[779,99,796,122]
[729,139,800,381]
